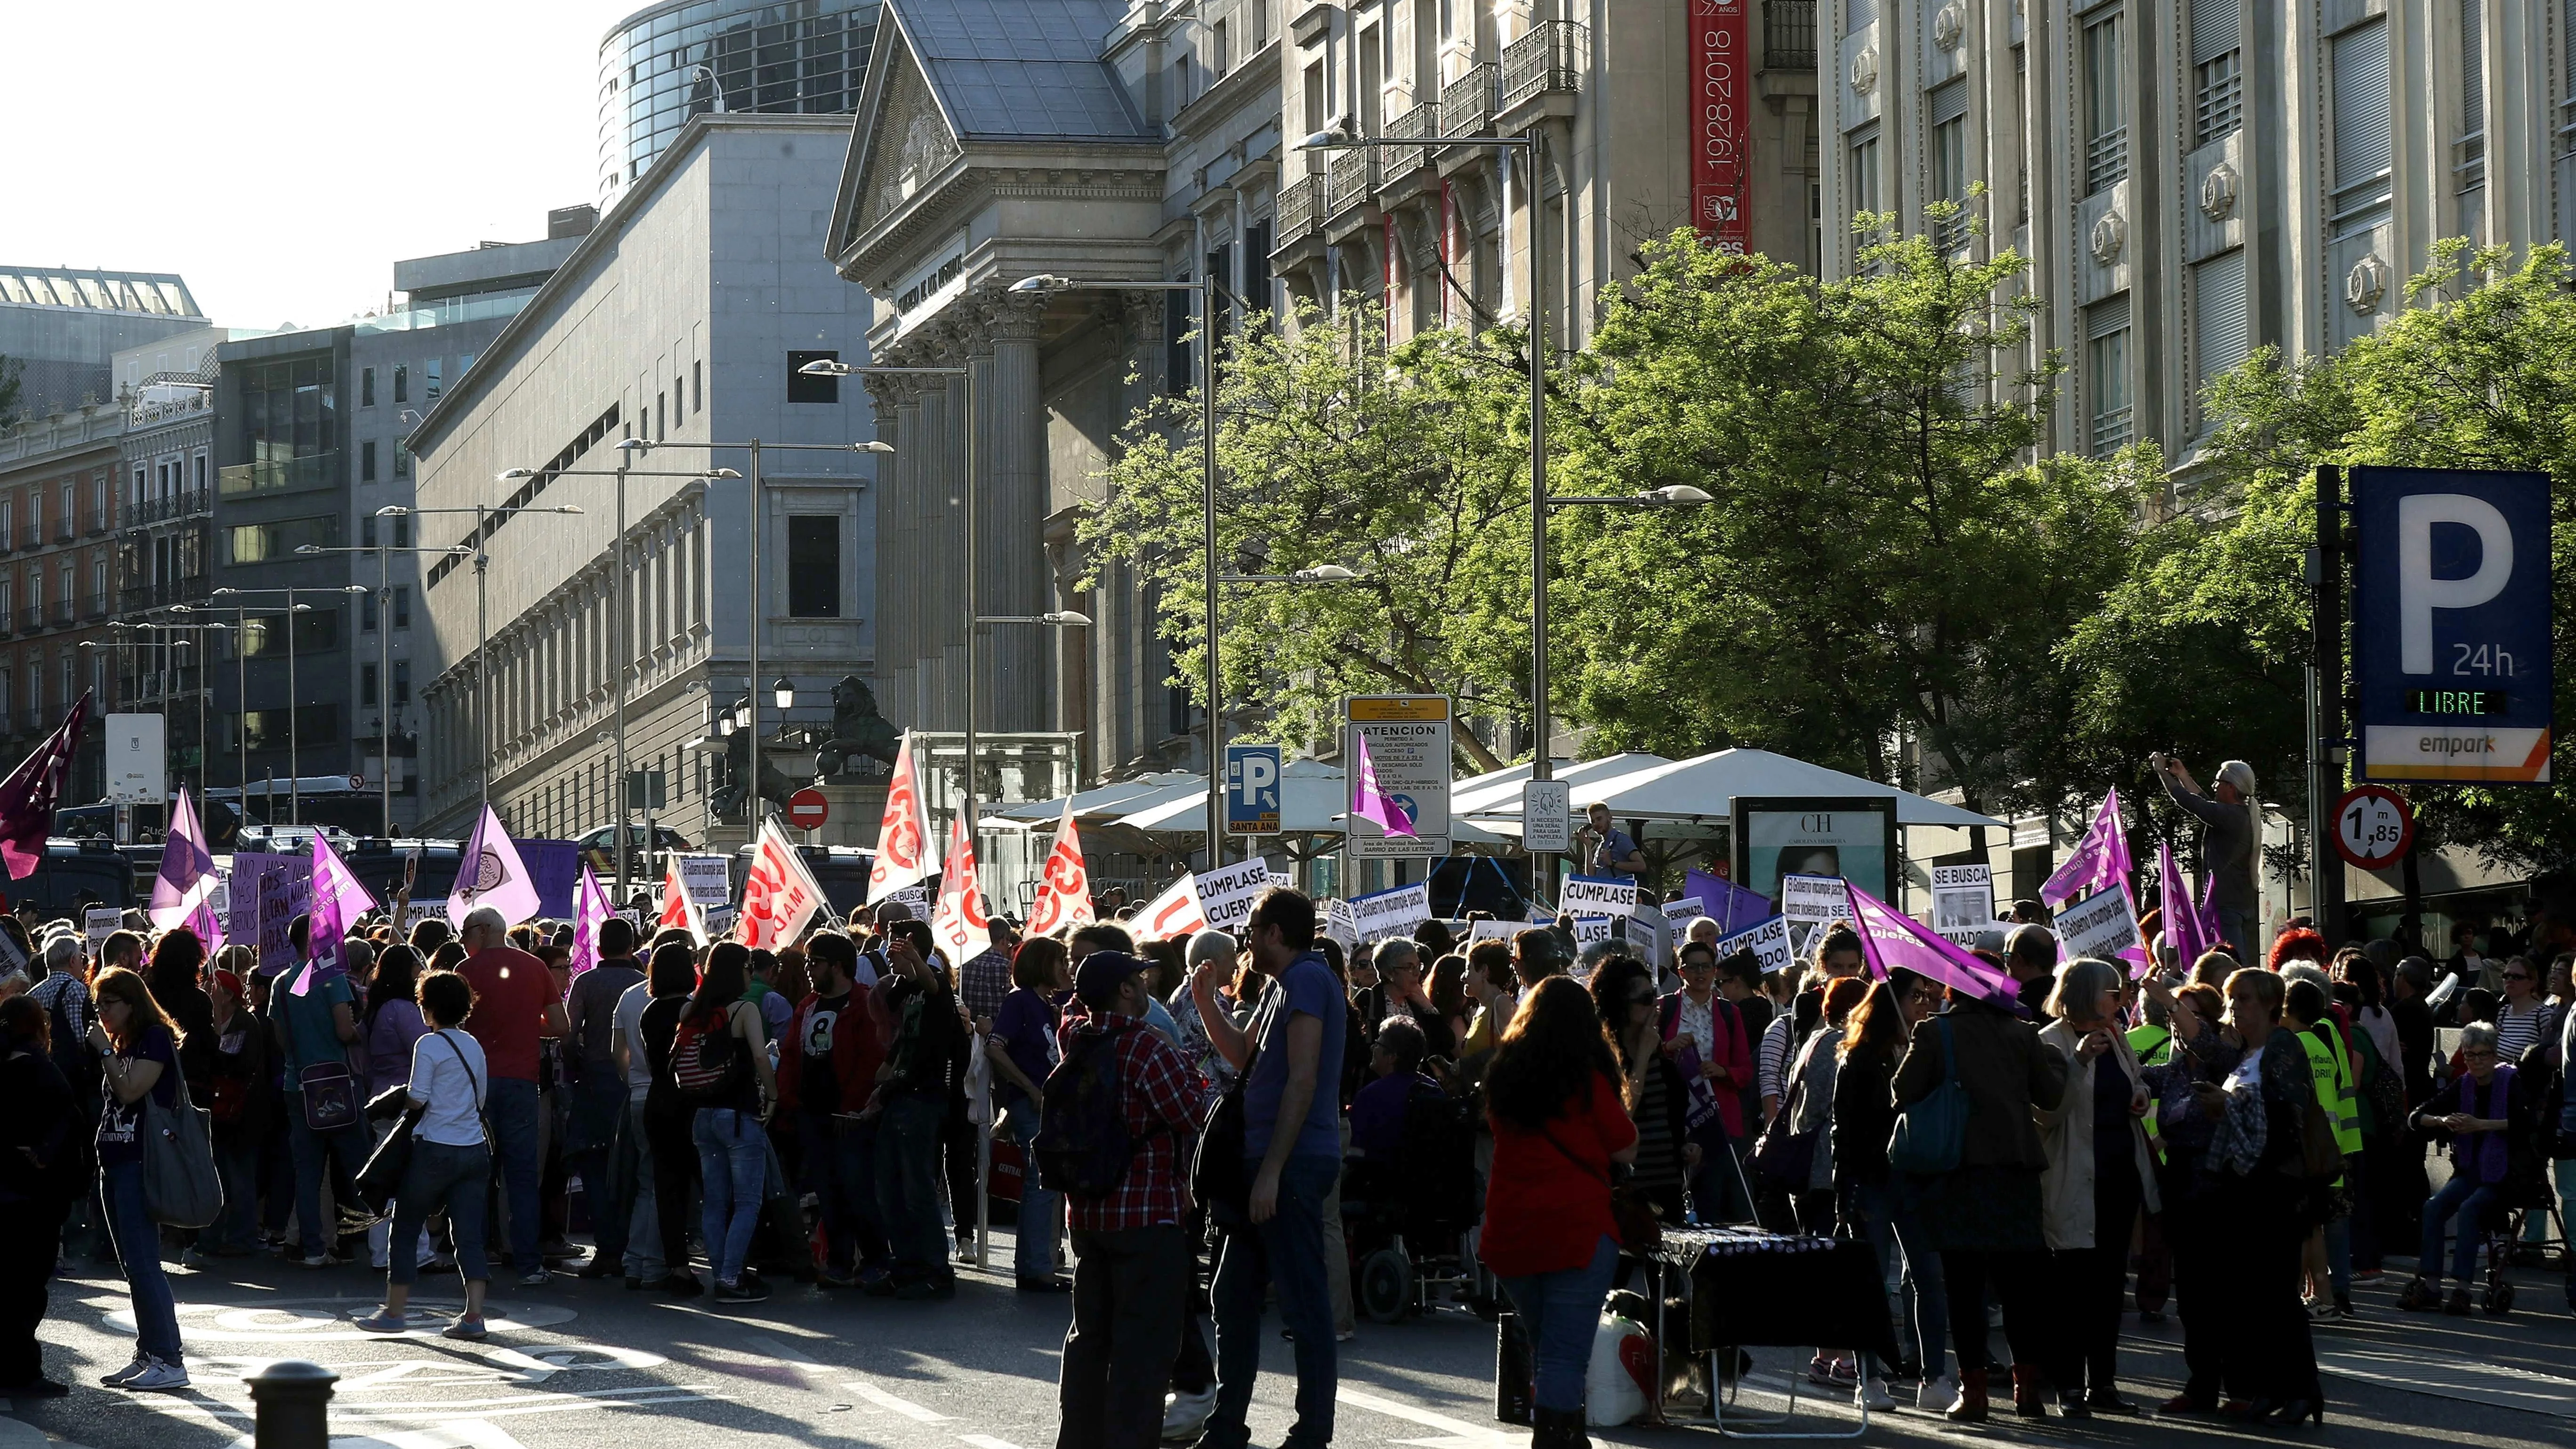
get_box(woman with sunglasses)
[1589,957,1694,1226]
[2489,957,2558,1066]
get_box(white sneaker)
[1918,1376,1959,1412]
[1161,1385,1217,1442]
[99,1354,151,1388]
[1856,1377,1894,1411]
[124,1357,189,1392]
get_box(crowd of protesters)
[0,832,2568,1449]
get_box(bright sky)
[3,0,632,331]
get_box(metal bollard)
[246,1360,339,1449]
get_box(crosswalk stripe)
[846,1382,951,1422]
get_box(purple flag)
[2041,787,2133,908]
[2157,841,2210,970]
[2194,873,2227,959]
[448,805,543,926]
[292,832,351,997]
[148,788,217,928]
[571,865,611,974]
[309,833,377,925]
[185,896,226,957]
[1686,867,1772,934]
[0,691,90,880]
[1844,879,2020,1007]
[1350,733,1417,839]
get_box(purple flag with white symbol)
[0,691,90,880]
[448,805,542,926]
[2042,787,2133,908]
[292,832,350,997]
[309,831,377,926]
[2157,841,2210,970]
[571,865,610,974]
[149,788,217,929]
[1350,732,1416,839]
[1844,879,2020,1007]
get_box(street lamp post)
[296,542,475,837]
[487,458,737,895]
[210,586,366,826]
[382,503,586,824]
[1007,274,1226,865]
[88,622,228,821]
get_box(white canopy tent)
[1447,753,1678,820]
[988,773,1205,829]
[1110,757,1513,845]
[1464,747,2006,832]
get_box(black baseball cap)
[1075,950,1150,1009]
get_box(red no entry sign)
[787,787,829,831]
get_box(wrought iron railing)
[1275,176,1322,247]
[1383,100,1441,177]
[1764,0,1817,68]
[1442,63,1497,138]
[1502,21,1584,110]
[1326,148,1380,217]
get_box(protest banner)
[1779,873,1853,925]
[1136,875,1208,939]
[1717,913,1796,975]
[1323,898,1360,949]
[1930,864,1996,933]
[1561,873,1640,918]
[1194,857,1278,934]
[1348,881,1432,942]
[2056,884,2146,966]
[1631,899,1672,968]
[678,853,732,907]
[84,907,120,946]
[1568,917,1620,975]
[1468,918,1520,944]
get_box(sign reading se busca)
[2353,466,2554,784]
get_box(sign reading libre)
[2353,466,2554,783]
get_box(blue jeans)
[875,1095,950,1281]
[1206,1154,1340,1449]
[205,1136,261,1254]
[485,1077,542,1269]
[287,1107,371,1259]
[102,1161,180,1364]
[1850,1179,1949,1381]
[1501,1234,1619,1414]
[1014,1110,1059,1280]
[801,1111,887,1275]
[2421,1174,2497,1283]
[694,1108,767,1285]
[622,1098,664,1280]
[569,1071,629,1262]
[391,1139,491,1286]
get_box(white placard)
[1561,873,1639,917]
[1324,898,1360,949]
[104,713,166,807]
[1631,900,1672,968]
[1521,779,1573,854]
[1779,873,1853,925]
[1468,918,1521,943]
[1194,857,1280,934]
[2056,885,2143,963]
[678,853,733,907]
[1348,882,1433,942]
[1930,864,1996,933]
[1717,913,1796,975]
[85,907,123,946]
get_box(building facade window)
[361,367,376,407]
[394,365,409,404]
[2331,17,2393,237]
[362,663,379,708]
[425,358,442,404]
[1929,79,1972,250]
[2192,0,2242,144]
[2455,0,2487,229]
[1849,123,1882,224]
[394,660,411,704]
[362,440,378,483]
[2086,295,2132,454]
[227,515,338,564]
[692,359,702,412]
[787,515,840,618]
[2083,11,2129,193]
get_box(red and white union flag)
[932,811,991,960]
[1023,799,1095,936]
[867,731,939,904]
[1136,872,1207,940]
[741,821,826,951]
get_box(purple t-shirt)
[991,987,1061,1112]
[1243,953,1349,1161]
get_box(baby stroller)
[1343,1084,1482,1323]
[2482,1048,2576,1315]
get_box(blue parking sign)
[2354,466,2554,784]
[1226,743,1282,835]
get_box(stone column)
[978,292,1049,733]
[915,336,958,732]
[881,373,925,725]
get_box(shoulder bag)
[140,1062,224,1228]
[1750,1042,1822,1190]
[1887,1017,1967,1175]
[1191,1013,1264,1219]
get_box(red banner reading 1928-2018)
[1692,0,1753,253]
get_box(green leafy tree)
[2085,242,2576,868]
[1083,302,1537,771]
[1544,222,2146,818]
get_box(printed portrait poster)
[1732,797,1899,907]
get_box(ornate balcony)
[1764,0,1817,68]
[1501,21,1584,112]
[1325,148,1380,222]
[1382,101,1441,179]
[1441,63,1497,141]
[1276,176,1322,249]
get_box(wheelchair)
[2478,1059,2576,1317]
[1342,1085,1484,1324]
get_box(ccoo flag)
[448,804,542,926]
[867,732,940,903]
[931,812,991,962]
[741,820,827,951]
[1024,798,1095,936]
[658,857,708,943]
[148,788,218,929]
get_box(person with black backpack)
[1043,950,1199,1449]
[670,943,778,1304]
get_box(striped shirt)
[2493,1000,2558,1066]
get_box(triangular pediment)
[850,31,962,239]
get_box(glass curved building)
[597,0,882,203]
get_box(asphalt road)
[9,1232,2575,1449]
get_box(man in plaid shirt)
[1054,949,1199,1449]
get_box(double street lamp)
[295,541,474,837]
[86,620,229,813]
[204,585,368,826]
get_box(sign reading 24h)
[1225,743,1281,837]
[2354,467,2554,783]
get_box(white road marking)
[845,1381,952,1422]
[123,1385,726,1423]
[743,1334,833,1373]
[2316,1344,2576,1419]
[957,1437,1027,1449]
[1337,1385,1526,1444]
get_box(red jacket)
[1660,989,1752,1140]
[777,984,885,1116]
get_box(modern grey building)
[411,113,878,850]
[1820,0,2576,465]
[0,268,206,424]
[598,0,883,204]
